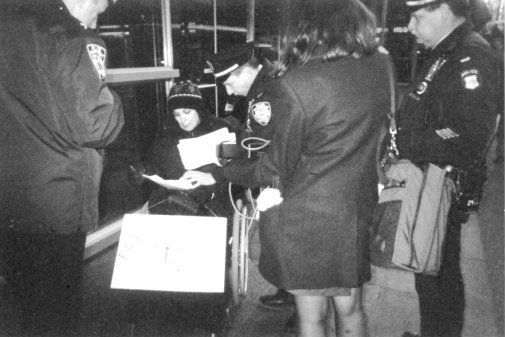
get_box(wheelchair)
[121,185,258,337]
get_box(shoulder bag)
[369,57,456,276]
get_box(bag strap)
[376,53,397,183]
[385,56,398,158]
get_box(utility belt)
[447,161,487,214]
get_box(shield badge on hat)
[87,44,106,81]
[251,102,272,126]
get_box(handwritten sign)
[111,214,227,293]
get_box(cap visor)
[214,64,239,78]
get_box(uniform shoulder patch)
[251,101,272,126]
[87,44,106,81]
[461,68,480,90]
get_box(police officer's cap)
[206,42,255,79]
[406,0,470,15]
[405,0,443,12]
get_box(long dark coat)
[221,50,391,289]
[0,3,124,234]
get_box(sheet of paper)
[110,214,227,293]
[142,174,194,190]
[177,127,236,170]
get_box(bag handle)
[376,53,397,183]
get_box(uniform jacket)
[145,112,233,216]
[0,3,124,234]
[211,61,278,182]
[219,50,391,289]
[241,62,278,142]
[397,21,502,169]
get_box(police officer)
[206,42,297,325]
[206,42,278,145]
[0,1,124,336]
[397,0,502,336]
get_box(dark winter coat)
[145,111,234,217]
[218,50,391,289]
[0,3,124,234]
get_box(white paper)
[110,214,227,293]
[177,127,236,170]
[142,174,194,190]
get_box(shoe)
[402,332,421,337]
[284,312,297,334]
[258,289,294,310]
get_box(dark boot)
[258,289,294,310]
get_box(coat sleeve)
[54,38,124,148]
[146,132,186,179]
[220,79,306,191]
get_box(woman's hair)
[276,0,379,75]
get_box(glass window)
[97,1,168,227]
[94,0,260,233]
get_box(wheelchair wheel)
[230,199,251,306]
[230,199,242,305]
[238,203,249,297]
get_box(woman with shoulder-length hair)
[185,1,391,336]
[269,2,391,336]
[277,0,381,75]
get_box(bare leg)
[294,295,329,337]
[332,287,368,337]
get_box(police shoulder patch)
[86,44,106,81]
[251,101,272,126]
[461,68,480,90]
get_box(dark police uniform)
[241,62,278,142]
[214,61,278,184]
[0,2,124,335]
[396,21,502,337]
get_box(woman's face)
[173,108,200,132]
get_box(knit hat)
[206,42,255,79]
[167,80,204,112]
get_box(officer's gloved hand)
[128,162,146,186]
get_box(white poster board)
[110,214,227,293]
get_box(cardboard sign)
[111,214,227,293]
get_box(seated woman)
[143,79,235,218]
